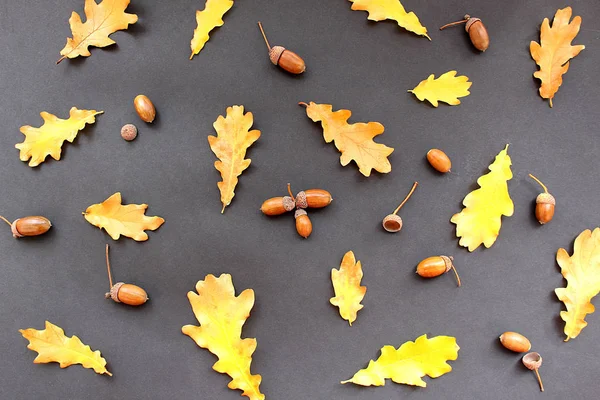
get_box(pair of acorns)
[261,184,332,238]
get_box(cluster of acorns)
[261,184,332,238]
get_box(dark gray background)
[0,0,599,399]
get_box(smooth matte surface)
[1,1,599,399]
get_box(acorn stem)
[105,244,114,289]
[451,265,462,287]
[257,22,272,51]
[528,174,548,193]
[534,368,544,392]
[287,183,295,202]
[392,182,419,215]
[0,215,11,227]
[439,16,470,30]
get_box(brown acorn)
[295,189,333,209]
[426,149,452,173]
[133,95,156,123]
[382,182,418,233]
[104,244,148,306]
[261,196,296,215]
[416,255,461,287]
[0,215,51,238]
[529,174,555,224]
[499,331,531,353]
[440,14,489,52]
[522,352,544,392]
[294,209,312,238]
[258,22,306,74]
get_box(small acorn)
[440,14,489,52]
[258,22,305,74]
[295,189,333,209]
[426,149,452,173]
[0,215,51,238]
[382,182,418,233]
[529,174,555,224]
[133,95,156,123]
[499,331,532,353]
[522,352,544,392]
[416,255,461,287]
[261,196,296,216]
[104,244,148,306]
[294,209,312,238]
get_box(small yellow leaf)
[19,321,111,376]
[83,192,164,241]
[208,105,261,213]
[451,145,513,252]
[58,0,138,63]
[190,0,234,59]
[301,102,394,177]
[348,0,430,39]
[182,274,265,400]
[530,7,585,107]
[15,107,103,167]
[342,334,459,387]
[409,71,472,107]
[330,251,366,326]
[555,228,600,341]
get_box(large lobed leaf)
[348,0,429,39]
[451,145,513,252]
[190,0,234,59]
[182,274,264,400]
[555,228,600,341]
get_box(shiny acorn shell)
[296,189,333,209]
[499,331,532,353]
[535,193,555,224]
[465,17,489,52]
[269,46,306,74]
[106,282,148,306]
[294,209,312,238]
[11,216,52,238]
[261,196,296,215]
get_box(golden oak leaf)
[15,107,103,167]
[301,102,394,177]
[190,0,234,59]
[83,192,164,241]
[409,71,472,107]
[19,321,111,376]
[555,228,600,341]
[58,0,138,63]
[342,334,459,387]
[182,274,264,400]
[530,7,585,107]
[330,251,366,326]
[451,145,513,252]
[208,105,261,213]
[348,0,430,39]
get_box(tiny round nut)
[120,124,138,141]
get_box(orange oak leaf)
[208,105,261,213]
[300,102,394,177]
[330,251,367,326]
[83,192,164,241]
[58,0,138,63]
[20,321,111,376]
[182,274,264,400]
[530,7,585,107]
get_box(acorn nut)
[134,95,156,123]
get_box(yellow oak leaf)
[409,71,472,107]
[348,0,430,39]
[555,228,600,341]
[530,7,585,107]
[208,105,261,213]
[19,321,111,376]
[342,334,459,387]
[58,0,138,63]
[83,192,164,241]
[15,107,103,167]
[300,102,394,177]
[182,274,264,400]
[190,0,234,59]
[330,251,366,326]
[451,145,513,252]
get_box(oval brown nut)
[499,331,531,353]
[427,149,452,173]
[134,95,156,123]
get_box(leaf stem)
[257,22,271,51]
[298,102,308,107]
[0,215,12,227]
[392,182,418,215]
[56,56,66,64]
[528,174,548,193]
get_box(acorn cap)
[294,209,307,219]
[282,196,296,212]
[536,192,555,205]
[382,214,403,232]
[269,46,285,65]
[522,352,542,370]
[440,255,454,273]
[106,282,125,302]
[10,219,23,238]
[295,191,308,209]
[465,16,481,32]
